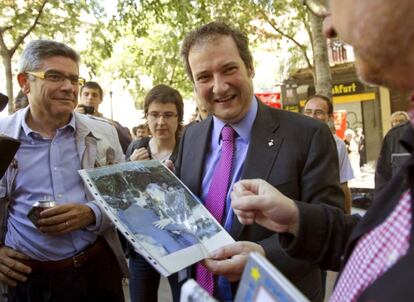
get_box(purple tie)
[196,125,235,295]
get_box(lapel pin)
[268,139,274,147]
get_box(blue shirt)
[201,98,257,301]
[5,109,97,261]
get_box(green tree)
[308,11,331,97]
[105,0,254,107]
[245,0,332,97]
[0,0,104,113]
[108,0,332,107]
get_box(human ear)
[17,73,30,94]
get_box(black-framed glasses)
[26,71,85,86]
[301,0,330,17]
[147,111,178,120]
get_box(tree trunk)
[2,52,14,114]
[309,11,332,99]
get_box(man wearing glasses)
[232,0,414,300]
[0,40,128,301]
[303,94,354,214]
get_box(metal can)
[27,200,57,226]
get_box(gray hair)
[19,40,80,73]
[390,110,409,121]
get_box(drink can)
[27,200,57,226]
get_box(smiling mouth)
[54,97,74,102]
[215,95,235,103]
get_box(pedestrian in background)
[125,84,184,302]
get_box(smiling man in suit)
[173,21,344,302]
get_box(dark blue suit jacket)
[173,100,344,301]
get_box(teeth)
[217,95,233,102]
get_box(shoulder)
[333,135,346,148]
[75,112,117,135]
[381,122,411,152]
[75,112,121,145]
[130,137,151,149]
[125,137,150,158]
[182,116,212,137]
[258,105,329,136]
[384,122,410,140]
[78,113,113,127]
[0,109,26,136]
[263,104,323,125]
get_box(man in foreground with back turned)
[231,0,414,300]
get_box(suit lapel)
[184,118,213,196]
[231,102,282,238]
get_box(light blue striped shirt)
[5,110,97,261]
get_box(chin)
[358,67,414,92]
[216,113,241,124]
[355,61,386,87]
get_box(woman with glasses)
[126,84,183,164]
[125,84,184,302]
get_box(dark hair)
[133,123,149,136]
[181,21,253,82]
[80,81,103,99]
[19,40,80,73]
[144,84,184,137]
[137,124,147,130]
[305,94,333,115]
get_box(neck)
[27,108,71,139]
[149,137,176,154]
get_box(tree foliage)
[0,0,331,112]
[0,0,104,113]
[102,0,330,108]
[103,0,257,106]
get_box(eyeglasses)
[147,111,178,120]
[301,0,330,17]
[303,109,328,117]
[26,71,85,86]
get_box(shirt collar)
[21,107,76,138]
[211,96,258,145]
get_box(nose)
[60,78,75,91]
[156,115,167,124]
[212,74,229,96]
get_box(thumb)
[211,242,244,259]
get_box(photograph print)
[79,160,233,276]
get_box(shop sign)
[256,93,281,109]
[332,82,364,96]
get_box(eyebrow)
[221,62,238,69]
[194,70,209,79]
[44,69,79,77]
[194,61,239,77]
[149,110,176,114]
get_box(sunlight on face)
[189,36,254,124]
